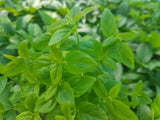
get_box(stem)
[76,32,80,49]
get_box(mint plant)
[1,0,160,120]
[0,6,139,120]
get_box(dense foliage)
[0,0,160,120]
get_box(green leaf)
[106,99,138,120]
[4,57,25,76]
[0,63,4,74]
[16,14,33,29]
[32,113,41,120]
[70,7,81,21]
[47,19,68,33]
[138,92,152,105]
[34,54,52,69]
[118,42,135,69]
[102,36,116,47]
[50,46,63,62]
[6,110,16,120]
[44,86,57,101]
[34,95,56,113]
[3,54,16,60]
[93,40,103,60]
[38,10,55,24]
[55,116,66,120]
[61,103,72,120]
[28,23,42,39]
[50,64,62,86]
[34,33,52,51]
[77,102,108,120]
[152,96,160,118]
[148,32,160,48]
[93,79,108,99]
[102,56,117,69]
[109,84,120,98]
[68,75,96,97]
[18,41,29,60]
[137,105,152,120]
[0,103,4,113]
[16,111,32,120]
[0,76,7,95]
[25,93,38,111]
[136,43,152,63]
[134,80,143,94]
[101,8,118,37]
[16,30,33,46]
[57,82,75,106]
[49,26,75,46]
[118,32,137,41]
[1,22,15,35]
[74,6,96,22]
[65,50,97,74]
[16,112,41,120]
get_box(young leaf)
[34,54,52,69]
[47,19,68,33]
[50,46,63,62]
[34,96,56,113]
[134,80,143,94]
[34,33,52,51]
[49,26,75,46]
[148,32,160,49]
[70,7,81,21]
[16,111,32,120]
[93,79,108,99]
[4,58,25,76]
[109,84,120,98]
[65,50,97,74]
[18,41,29,60]
[102,36,116,47]
[74,6,96,22]
[44,86,57,101]
[101,8,118,37]
[50,64,62,87]
[55,116,66,120]
[93,40,103,60]
[60,103,72,120]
